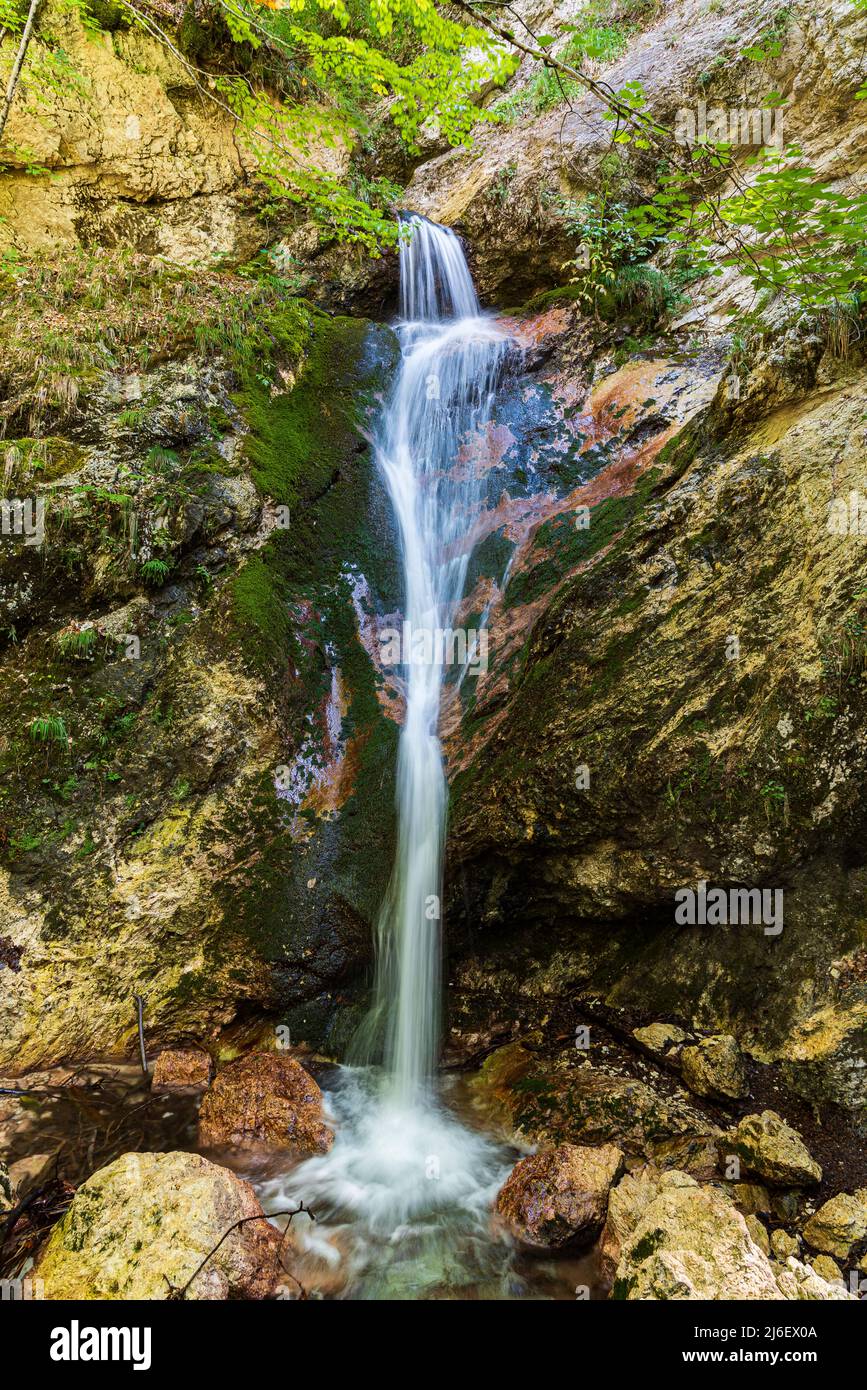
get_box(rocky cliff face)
[0,249,400,1069]
[1,0,866,1140]
[427,0,867,1117]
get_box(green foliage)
[196,0,517,249]
[559,193,684,326]
[56,625,97,660]
[29,715,69,745]
[139,557,172,587]
[493,14,632,122]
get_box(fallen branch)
[166,1201,316,1300]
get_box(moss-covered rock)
[35,1151,282,1300]
[0,290,399,1071]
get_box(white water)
[367,216,509,1101]
[258,217,516,1298]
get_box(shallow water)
[250,1065,602,1301]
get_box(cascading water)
[364,215,509,1102]
[257,217,526,1298]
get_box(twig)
[133,994,148,1074]
[167,1202,315,1300]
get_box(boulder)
[35,1151,283,1299]
[732,1182,771,1216]
[647,1133,721,1181]
[722,1111,821,1187]
[770,1228,799,1261]
[774,1256,854,1301]
[802,1189,867,1259]
[495,1143,624,1251]
[632,1024,690,1056]
[605,1167,852,1301]
[151,1048,213,1092]
[680,1035,748,1101]
[811,1254,844,1285]
[198,1051,333,1154]
[745,1214,770,1257]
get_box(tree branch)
[0,0,41,147]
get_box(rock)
[774,1256,854,1301]
[770,1189,804,1223]
[0,1159,13,1212]
[606,1167,853,1301]
[802,1189,867,1259]
[471,1044,715,1157]
[722,1112,822,1187]
[609,1170,783,1300]
[495,1143,624,1252]
[151,1048,213,1092]
[198,1051,333,1155]
[745,1214,770,1257]
[633,1024,689,1055]
[35,1151,283,1299]
[770,1229,799,1261]
[733,1182,771,1216]
[647,1133,720,1181]
[8,1152,57,1196]
[811,1254,843,1285]
[599,1163,667,1284]
[680,1035,748,1101]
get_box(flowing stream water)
[256,218,576,1298]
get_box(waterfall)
[368,215,508,1100]
[259,217,513,1295]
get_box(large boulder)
[495,1143,624,1252]
[198,1051,333,1155]
[803,1190,867,1260]
[680,1035,748,1101]
[722,1112,822,1187]
[605,1168,852,1301]
[35,1151,283,1300]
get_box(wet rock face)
[0,303,399,1073]
[444,292,867,1116]
[198,1052,333,1155]
[723,1112,822,1188]
[35,1151,283,1299]
[495,1143,624,1251]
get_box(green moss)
[506,284,585,317]
[505,471,661,611]
[229,552,293,678]
[631,1227,666,1262]
[236,306,363,508]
